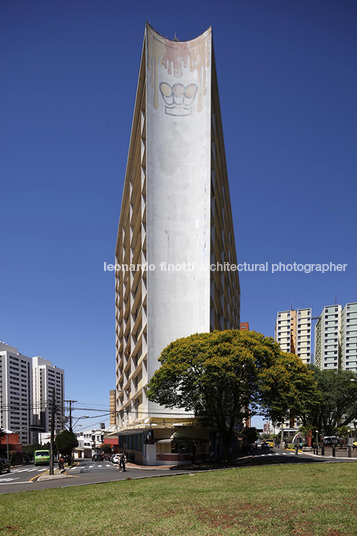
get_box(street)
[0,458,190,494]
[1,449,356,494]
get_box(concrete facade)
[32,356,65,436]
[314,305,341,370]
[0,342,33,445]
[109,389,116,426]
[341,303,357,372]
[0,343,65,445]
[114,24,240,464]
[275,303,357,373]
[275,309,312,364]
[74,428,104,458]
[296,308,312,364]
[315,302,357,373]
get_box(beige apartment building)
[274,308,312,364]
[110,24,240,464]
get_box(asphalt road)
[1,449,356,495]
[0,459,189,494]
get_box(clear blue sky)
[1,0,356,429]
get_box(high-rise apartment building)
[341,303,357,372]
[274,308,312,364]
[113,24,240,463]
[0,342,33,445]
[296,308,313,363]
[32,356,65,436]
[109,390,116,426]
[315,302,357,373]
[314,305,341,370]
[275,310,296,354]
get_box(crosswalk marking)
[12,468,44,473]
[256,452,290,458]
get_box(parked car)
[0,458,10,474]
[92,453,103,462]
[255,440,269,449]
[323,436,339,445]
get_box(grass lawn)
[1,462,357,535]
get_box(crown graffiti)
[159,82,198,116]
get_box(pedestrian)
[120,453,126,472]
[115,456,120,471]
[295,443,298,455]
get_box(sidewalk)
[125,462,176,471]
[302,447,357,460]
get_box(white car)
[112,455,121,464]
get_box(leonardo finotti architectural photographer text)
[104,261,347,274]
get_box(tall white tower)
[115,24,240,431]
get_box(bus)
[34,450,50,466]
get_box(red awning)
[103,438,119,445]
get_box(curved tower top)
[146,23,212,113]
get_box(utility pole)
[50,387,56,475]
[67,399,77,433]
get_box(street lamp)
[3,428,13,462]
[3,427,33,462]
[72,416,89,431]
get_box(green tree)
[241,427,258,445]
[101,444,112,455]
[258,351,322,425]
[303,367,357,436]
[55,430,78,464]
[0,428,5,441]
[147,330,319,458]
[24,442,42,458]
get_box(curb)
[37,472,74,482]
[125,463,175,471]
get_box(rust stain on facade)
[147,23,211,112]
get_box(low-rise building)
[74,427,105,459]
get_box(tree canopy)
[258,351,322,424]
[147,330,319,455]
[302,366,357,436]
[55,430,78,462]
